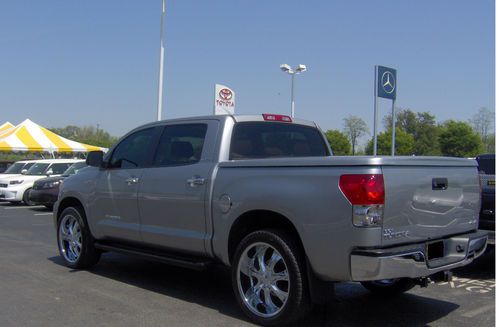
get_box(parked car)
[0,160,37,178]
[0,159,81,205]
[54,114,487,326]
[29,161,87,210]
[0,161,14,173]
[476,154,495,245]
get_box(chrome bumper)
[350,230,488,281]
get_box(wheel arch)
[227,209,305,264]
[57,196,85,222]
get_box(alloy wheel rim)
[237,242,290,318]
[58,215,82,263]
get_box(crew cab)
[54,114,487,326]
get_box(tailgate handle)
[432,178,448,190]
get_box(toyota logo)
[381,71,396,94]
[219,88,233,100]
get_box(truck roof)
[136,114,318,131]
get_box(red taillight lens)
[262,114,292,122]
[339,174,385,205]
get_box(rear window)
[477,157,495,175]
[230,122,328,160]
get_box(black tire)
[231,229,311,326]
[57,206,101,269]
[361,278,416,296]
[23,188,36,206]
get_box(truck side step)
[94,242,213,271]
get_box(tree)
[50,125,118,148]
[365,128,414,155]
[469,107,495,144]
[384,109,440,155]
[439,120,483,157]
[383,108,418,135]
[324,130,351,155]
[343,115,369,155]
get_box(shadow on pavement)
[453,245,495,280]
[49,252,464,326]
[49,253,248,322]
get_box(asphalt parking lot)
[0,202,495,327]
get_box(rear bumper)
[350,230,488,281]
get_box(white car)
[0,160,38,178]
[0,159,83,205]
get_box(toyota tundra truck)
[54,114,487,326]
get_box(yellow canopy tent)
[0,119,106,154]
[0,122,14,134]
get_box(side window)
[109,128,157,169]
[153,124,208,166]
[50,163,71,174]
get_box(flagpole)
[156,0,166,121]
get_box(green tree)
[324,130,351,155]
[384,109,440,155]
[438,120,483,157]
[50,125,118,148]
[343,115,369,155]
[365,128,415,155]
[383,109,418,135]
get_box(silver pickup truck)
[54,114,487,326]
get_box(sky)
[0,0,494,140]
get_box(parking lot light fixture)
[280,63,307,118]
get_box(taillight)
[339,174,385,227]
[339,174,385,205]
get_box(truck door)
[138,121,219,255]
[92,127,160,242]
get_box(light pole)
[280,64,307,118]
[156,0,166,121]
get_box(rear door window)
[230,122,328,159]
[153,124,208,166]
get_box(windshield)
[3,162,25,174]
[61,162,87,177]
[26,163,50,175]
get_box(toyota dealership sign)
[214,84,235,115]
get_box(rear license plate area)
[427,241,444,261]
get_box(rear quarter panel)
[211,165,382,281]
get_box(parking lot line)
[4,206,44,210]
[34,213,53,216]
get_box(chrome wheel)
[237,242,289,318]
[58,214,82,263]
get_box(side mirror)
[86,151,104,167]
[46,169,54,176]
[21,169,28,175]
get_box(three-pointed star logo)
[381,71,395,94]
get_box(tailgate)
[382,165,480,246]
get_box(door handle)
[125,177,139,185]
[187,176,205,187]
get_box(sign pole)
[291,73,295,118]
[373,65,378,156]
[156,0,166,121]
[391,99,396,156]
